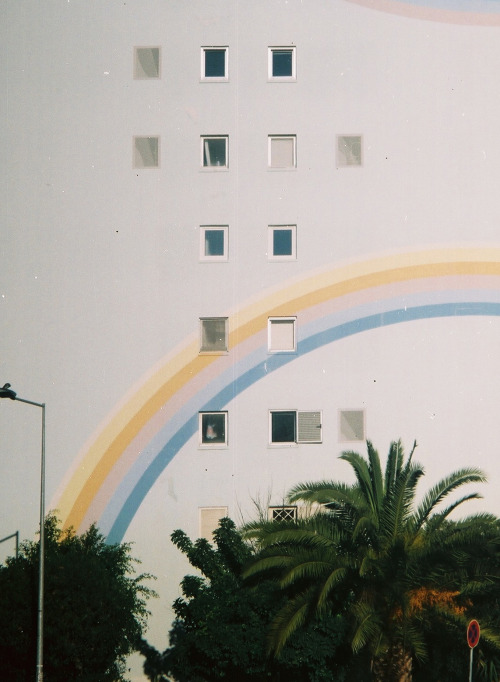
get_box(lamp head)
[0,383,17,400]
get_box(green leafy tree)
[139,517,351,682]
[0,514,155,682]
[244,440,500,682]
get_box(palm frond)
[316,566,349,607]
[287,480,356,506]
[267,590,313,655]
[413,467,486,532]
[384,439,404,496]
[424,493,483,531]
[351,600,383,653]
[341,450,379,516]
[367,440,384,514]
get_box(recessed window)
[200,317,228,353]
[268,47,296,80]
[134,47,161,79]
[133,136,159,168]
[269,135,296,169]
[201,47,228,80]
[337,135,362,167]
[202,136,228,168]
[269,410,322,445]
[339,409,365,442]
[199,507,228,541]
[268,317,296,353]
[200,226,228,262]
[199,412,227,446]
[268,225,296,261]
[269,506,297,522]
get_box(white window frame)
[200,226,229,262]
[268,317,296,353]
[199,506,228,541]
[134,46,161,79]
[339,409,365,442]
[268,135,296,169]
[199,411,228,447]
[199,317,228,354]
[201,46,228,81]
[268,225,297,261]
[269,506,297,522]
[269,410,322,446]
[201,136,229,169]
[336,135,363,167]
[268,46,296,81]
[133,136,160,168]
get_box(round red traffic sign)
[467,620,480,648]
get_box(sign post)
[467,620,480,682]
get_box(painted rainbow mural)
[55,248,500,544]
[345,0,500,25]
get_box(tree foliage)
[139,517,352,682]
[243,440,500,682]
[0,514,156,682]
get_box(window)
[268,317,296,353]
[269,410,322,445]
[200,317,228,353]
[268,46,296,80]
[201,47,228,80]
[133,136,159,168]
[268,225,296,260]
[202,136,228,168]
[199,507,228,541]
[339,409,365,442]
[134,47,161,79]
[269,506,297,522]
[337,135,362,167]
[200,226,228,262]
[199,411,227,446]
[269,135,296,169]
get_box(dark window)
[201,412,226,444]
[273,229,292,256]
[205,229,225,256]
[203,137,227,167]
[272,50,293,77]
[204,49,226,78]
[271,411,296,443]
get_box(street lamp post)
[0,383,46,682]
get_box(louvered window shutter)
[297,411,322,443]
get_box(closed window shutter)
[297,411,322,443]
[199,507,228,541]
[269,318,295,351]
[270,137,295,167]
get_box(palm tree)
[243,440,500,682]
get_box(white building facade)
[3,1,500,678]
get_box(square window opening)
[202,47,228,80]
[339,410,365,442]
[200,317,228,353]
[269,136,296,169]
[271,411,296,443]
[200,226,228,261]
[270,506,297,522]
[199,507,228,541]
[202,136,228,168]
[270,410,322,445]
[134,47,160,79]
[337,135,362,167]
[134,136,159,168]
[269,47,296,79]
[268,225,296,260]
[268,317,296,353]
[199,412,227,446]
